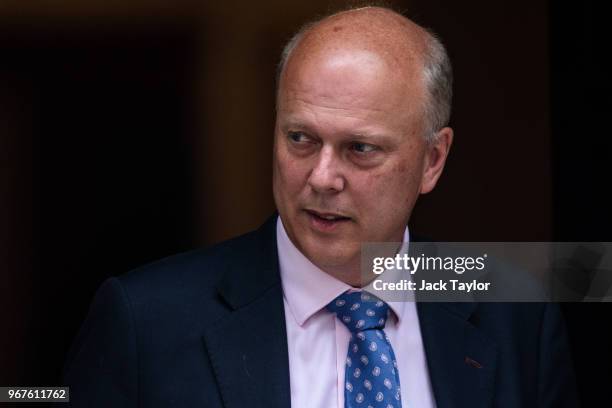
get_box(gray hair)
[276,9,453,143]
[420,28,453,142]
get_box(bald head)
[277,7,452,140]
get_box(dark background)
[1,0,610,406]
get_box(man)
[64,6,578,407]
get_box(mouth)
[304,209,352,232]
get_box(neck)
[317,240,406,287]
[318,260,379,288]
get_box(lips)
[306,209,350,220]
[304,209,351,232]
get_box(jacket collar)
[202,215,291,408]
[214,215,281,310]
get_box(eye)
[350,142,378,154]
[288,131,311,143]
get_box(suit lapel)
[417,302,498,408]
[202,216,291,408]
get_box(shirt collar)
[276,216,409,327]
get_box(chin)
[302,241,360,273]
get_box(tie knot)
[326,291,390,333]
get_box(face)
[273,47,448,280]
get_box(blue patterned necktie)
[327,291,402,408]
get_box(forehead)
[285,49,395,103]
[278,46,425,134]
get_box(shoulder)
[67,217,278,365]
[103,214,279,317]
[115,222,274,307]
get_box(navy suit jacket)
[64,216,579,407]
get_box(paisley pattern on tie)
[327,291,402,408]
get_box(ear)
[420,127,453,194]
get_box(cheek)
[273,147,308,195]
[354,161,422,211]
[349,171,394,212]
[369,162,410,191]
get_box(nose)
[307,145,345,193]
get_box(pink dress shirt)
[276,217,437,408]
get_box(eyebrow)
[350,133,395,143]
[281,120,396,143]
